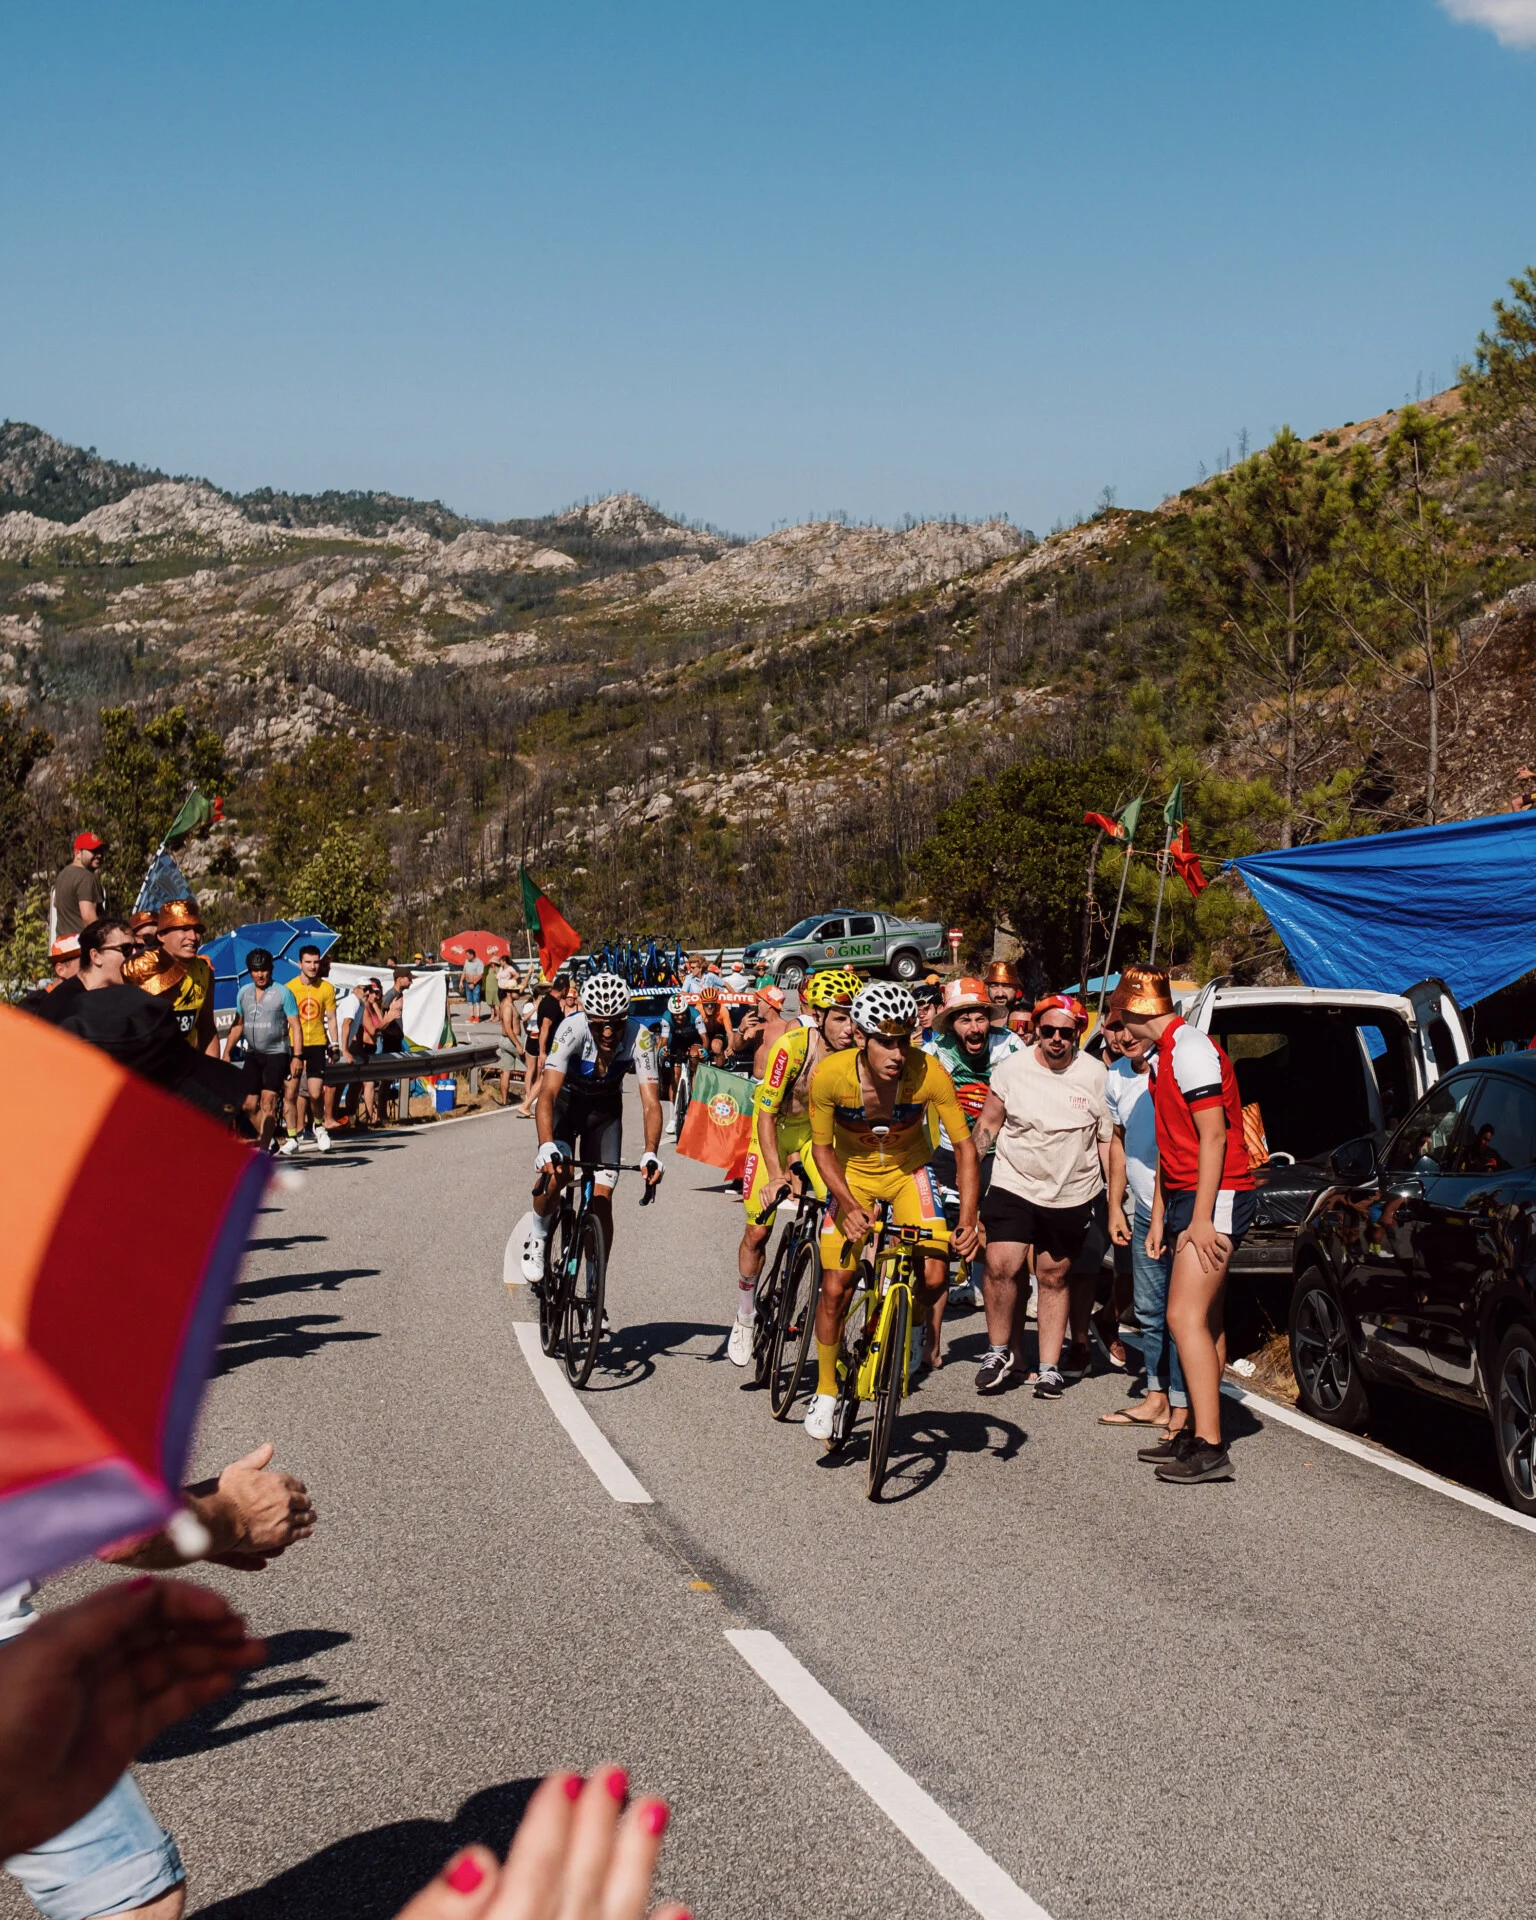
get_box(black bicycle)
[760,1173,825,1419]
[534,1157,657,1388]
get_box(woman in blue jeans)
[1098,1013,1186,1430]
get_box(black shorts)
[243,1049,290,1097]
[552,1093,624,1180]
[1163,1187,1256,1248]
[980,1186,1098,1263]
[300,1044,329,1082]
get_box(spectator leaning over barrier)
[223,948,291,1154]
[280,944,339,1155]
[50,832,105,943]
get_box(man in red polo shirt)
[1111,966,1254,1485]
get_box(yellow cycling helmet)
[804,967,863,1010]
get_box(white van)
[1174,978,1471,1276]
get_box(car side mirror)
[1330,1137,1379,1186]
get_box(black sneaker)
[975,1346,1016,1393]
[1033,1364,1065,1399]
[1137,1426,1196,1464]
[1155,1438,1235,1483]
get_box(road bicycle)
[534,1157,657,1388]
[757,1171,824,1416]
[828,1206,944,1500]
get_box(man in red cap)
[50,833,106,942]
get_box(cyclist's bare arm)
[535,1066,566,1149]
[951,1136,982,1261]
[638,1080,665,1185]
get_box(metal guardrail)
[318,1042,501,1087]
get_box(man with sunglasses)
[804,982,979,1442]
[223,948,291,1153]
[969,993,1111,1397]
[728,968,861,1366]
[519,971,664,1285]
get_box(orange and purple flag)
[0,1008,269,1588]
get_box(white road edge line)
[511,1322,653,1505]
[1222,1381,1536,1537]
[725,1629,1051,1920]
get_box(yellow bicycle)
[829,1206,945,1500]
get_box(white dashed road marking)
[726,1629,1053,1920]
[512,1322,653,1504]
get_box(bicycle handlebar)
[533,1157,662,1206]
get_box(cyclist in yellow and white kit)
[727,968,861,1366]
[804,981,981,1441]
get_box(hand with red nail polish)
[387,1768,687,1920]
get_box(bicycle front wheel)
[562,1215,607,1388]
[769,1233,821,1419]
[538,1209,571,1357]
[866,1284,910,1501]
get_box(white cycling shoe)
[727,1318,754,1367]
[804,1392,837,1441]
[520,1226,550,1283]
[312,1124,332,1153]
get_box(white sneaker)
[805,1392,836,1441]
[313,1125,332,1153]
[278,1135,300,1157]
[727,1318,754,1367]
[520,1226,550,1283]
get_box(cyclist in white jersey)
[520,972,663,1280]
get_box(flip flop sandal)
[1099,1406,1169,1428]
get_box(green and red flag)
[1083,796,1143,842]
[1168,822,1209,897]
[519,866,582,981]
[677,1063,752,1179]
[1162,780,1185,833]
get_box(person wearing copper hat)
[123,899,218,1055]
[983,961,1022,1033]
[1109,966,1255,1485]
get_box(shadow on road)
[235,1266,381,1303]
[585,1319,725,1391]
[215,1314,380,1373]
[195,1777,541,1919]
[142,1630,378,1764]
[243,1233,327,1255]
[816,1406,1029,1502]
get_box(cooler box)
[433,1077,457,1114]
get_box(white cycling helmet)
[851,981,919,1038]
[579,972,632,1019]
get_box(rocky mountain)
[0,422,171,523]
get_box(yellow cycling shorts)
[743,1114,827,1226]
[818,1161,950,1269]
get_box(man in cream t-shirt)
[968,993,1111,1396]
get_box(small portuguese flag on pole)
[519,865,583,981]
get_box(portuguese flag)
[677,1063,752,1179]
[519,866,582,980]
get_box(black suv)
[1288,1053,1536,1514]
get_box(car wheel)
[777,959,806,991]
[1289,1269,1369,1430]
[890,949,921,982]
[1493,1324,1536,1516]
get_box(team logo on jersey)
[768,1048,789,1090]
[636,1026,657,1058]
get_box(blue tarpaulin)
[199,917,339,1014]
[1230,810,1536,1006]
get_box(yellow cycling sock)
[816,1340,839,1398]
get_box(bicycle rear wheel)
[562,1215,607,1388]
[866,1284,910,1501]
[769,1233,821,1419]
[538,1208,571,1357]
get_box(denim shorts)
[5,1773,185,1920]
[1162,1186,1256,1247]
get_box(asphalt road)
[10,1089,1536,1920]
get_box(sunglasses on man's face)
[1039,1023,1077,1040]
[101,941,139,957]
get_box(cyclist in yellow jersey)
[805,980,981,1441]
[727,968,861,1367]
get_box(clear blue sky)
[2,1,1532,535]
